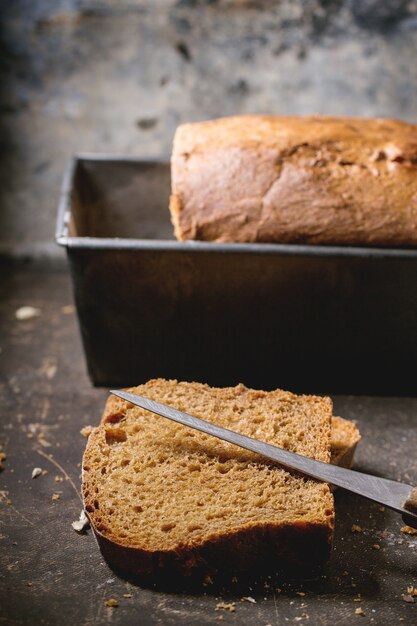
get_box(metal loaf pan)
[56,155,417,395]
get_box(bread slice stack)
[82,379,360,581]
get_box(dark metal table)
[0,262,416,625]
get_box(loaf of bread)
[170,115,417,246]
[83,379,360,581]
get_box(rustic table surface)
[1,262,416,626]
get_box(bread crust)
[90,518,333,582]
[170,115,417,246]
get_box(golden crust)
[170,115,417,246]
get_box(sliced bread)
[330,416,361,468]
[83,379,338,580]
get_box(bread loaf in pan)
[170,115,417,246]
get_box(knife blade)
[110,389,417,529]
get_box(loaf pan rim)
[55,154,417,260]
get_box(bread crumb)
[354,595,361,602]
[122,593,132,598]
[217,617,224,622]
[0,452,6,471]
[80,425,93,438]
[379,506,385,512]
[31,468,42,479]
[401,526,417,535]
[296,592,306,596]
[215,602,236,612]
[231,576,238,583]
[372,544,381,550]
[203,575,213,586]
[44,364,57,380]
[37,435,51,448]
[15,306,40,321]
[51,493,61,501]
[104,599,119,607]
[406,586,417,597]
[355,608,364,615]
[54,476,63,483]
[402,594,415,604]
[351,524,362,533]
[61,305,75,315]
[72,510,90,532]
[241,596,256,603]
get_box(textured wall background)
[1,0,417,256]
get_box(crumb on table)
[215,602,236,613]
[402,594,415,604]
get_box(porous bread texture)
[83,379,335,579]
[330,416,361,469]
[170,115,417,246]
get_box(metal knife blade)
[110,389,417,529]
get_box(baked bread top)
[170,115,417,246]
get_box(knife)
[110,390,417,529]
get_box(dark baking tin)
[56,155,417,395]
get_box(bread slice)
[82,379,337,581]
[330,416,361,468]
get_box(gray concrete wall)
[1,0,417,255]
